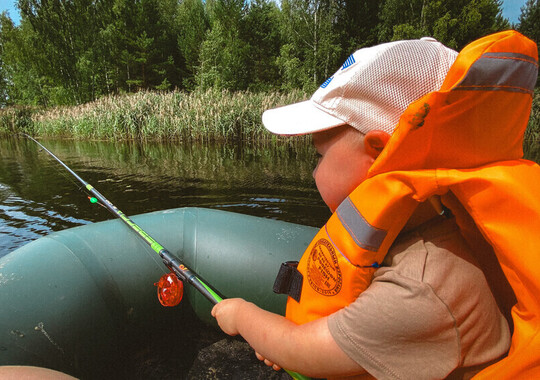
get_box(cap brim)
[262,100,346,136]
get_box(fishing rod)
[25,134,310,380]
[24,133,221,306]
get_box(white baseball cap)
[262,38,457,136]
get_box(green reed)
[1,88,539,163]
[0,89,308,143]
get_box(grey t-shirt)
[327,217,511,380]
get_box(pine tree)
[196,0,250,90]
[178,0,209,89]
[242,0,282,90]
[378,0,508,50]
[518,0,539,43]
[518,0,539,87]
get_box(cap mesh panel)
[313,40,458,135]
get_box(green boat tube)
[0,207,317,378]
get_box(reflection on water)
[0,136,330,257]
[0,185,90,254]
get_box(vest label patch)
[307,238,342,296]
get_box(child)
[0,366,78,379]
[212,33,538,379]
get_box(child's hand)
[211,298,246,336]
[211,295,366,378]
[256,351,282,371]
[212,299,283,370]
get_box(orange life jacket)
[281,31,540,378]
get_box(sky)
[0,0,19,24]
[0,0,530,27]
[501,0,528,23]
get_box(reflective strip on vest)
[336,197,387,252]
[454,52,538,95]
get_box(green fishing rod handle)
[199,278,223,304]
[285,369,312,380]
[188,274,223,305]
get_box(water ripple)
[0,183,90,257]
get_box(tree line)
[0,0,538,108]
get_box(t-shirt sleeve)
[328,271,461,380]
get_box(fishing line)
[23,133,311,380]
[23,133,222,306]
[31,141,94,205]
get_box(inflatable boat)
[0,207,317,377]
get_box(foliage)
[3,0,184,105]
[0,0,522,108]
[242,0,282,91]
[197,6,250,91]
[0,105,36,134]
[518,0,539,87]
[0,13,10,107]
[524,89,540,163]
[379,0,509,50]
[278,0,343,91]
[518,0,539,42]
[177,0,209,90]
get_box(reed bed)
[0,89,308,143]
[0,88,539,163]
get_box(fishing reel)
[154,272,184,307]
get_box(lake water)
[0,135,330,257]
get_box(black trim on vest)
[273,261,303,302]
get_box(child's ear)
[364,130,391,159]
